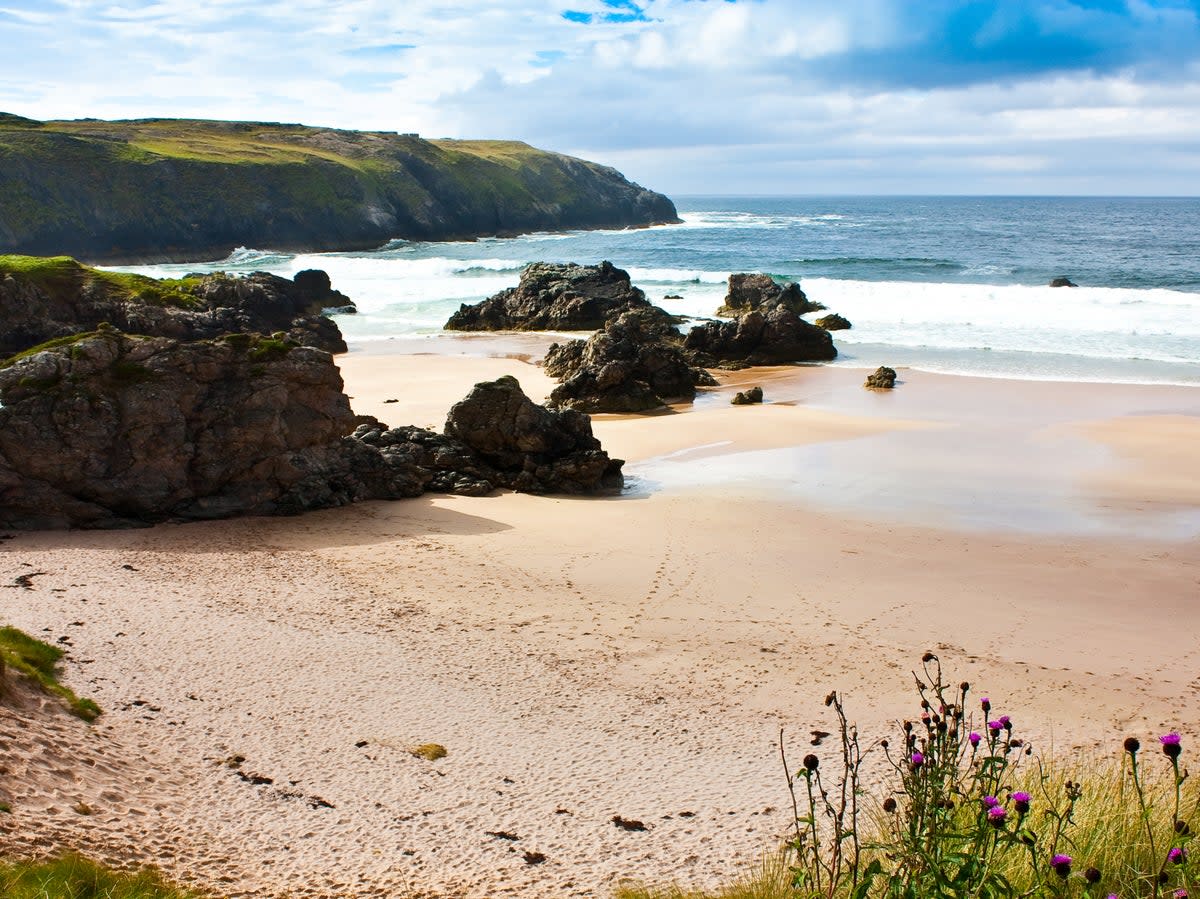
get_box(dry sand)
[1,342,1198,898]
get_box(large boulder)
[444,261,654,331]
[684,304,837,368]
[443,376,623,493]
[0,330,377,528]
[544,308,716,413]
[717,273,824,317]
[0,258,354,357]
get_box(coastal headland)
[0,114,679,264]
[2,329,1198,897]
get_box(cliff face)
[0,115,679,263]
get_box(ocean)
[119,196,1200,386]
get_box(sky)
[1,0,1199,195]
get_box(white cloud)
[0,0,1197,194]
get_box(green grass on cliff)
[0,854,197,899]
[0,626,101,721]
[0,255,203,308]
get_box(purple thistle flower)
[1162,733,1184,760]
[988,719,1002,735]
[1169,847,1186,864]
[981,697,991,712]
[983,795,999,808]
[987,806,1007,826]
[1051,854,1072,877]
[911,751,924,768]
[1173,890,1188,899]
[969,731,981,747]
[1013,791,1031,814]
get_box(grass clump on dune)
[0,854,197,899]
[620,654,1197,899]
[0,626,101,721]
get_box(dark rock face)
[1049,277,1078,288]
[685,304,837,368]
[731,386,763,405]
[443,375,623,493]
[544,309,716,413]
[0,336,623,529]
[864,366,897,389]
[814,313,852,331]
[445,261,653,332]
[718,273,824,317]
[0,331,365,529]
[0,267,353,357]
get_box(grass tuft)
[0,854,197,899]
[0,626,101,721]
[410,743,448,761]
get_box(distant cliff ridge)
[0,114,680,263]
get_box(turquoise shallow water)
[118,196,1200,386]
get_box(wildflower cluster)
[782,654,1197,899]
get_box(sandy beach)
[2,340,1199,898]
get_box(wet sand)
[1,341,1198,898]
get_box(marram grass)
[0,626,101,721]
[0,853,198,899]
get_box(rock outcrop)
[544,309,716,413]
[684,304,837,368]
[443,375,623,493]
[864,366,897,389]
[814,313,852,331]
[0,116,679,263]
[1049,277,1078,288]
[445,262,656,332]
[0,334,623,529]
[0,330,366,529]
[0,257,353,357]
[731,386,763,405]
[717,273,824,317]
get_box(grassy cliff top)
[0,114,579,173]
[0,254,203,306]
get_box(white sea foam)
[676,212,849,231]
[807,278,1200,367]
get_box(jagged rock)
[545,309,716,413]
[443,375,623,493]
[717,273,824,317]
[1049,277,1078,288]
[685,304,837,368]
[731,386,763,405]
[444,261,656,332]
[864,366,897,389]
[0,331,378,529]
[814,313,852,331]
[0,260,353,357]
